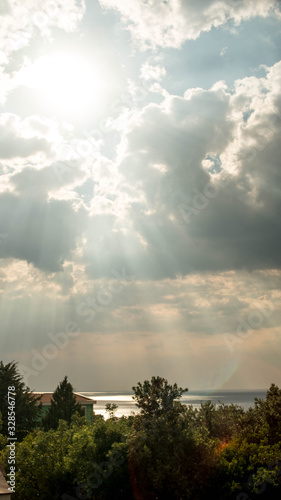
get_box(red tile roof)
[35,392,96,405]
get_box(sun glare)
[20,52,104,117]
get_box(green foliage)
[42,376,84,430]
[1,415,133,500]
[105,403,118,418]
[66,416,133,499]
[1,420,74,499]
[129,411,218,499]
[187,400,244,441]
[129,377,217,499]
[215,438,281,499]
[213,385,281,499]
[0,411,6,451]
[0,360,41,440]
[0,435,7,452]
[132,375,188,420]
[1,373,281,500]
[253,383,281,444]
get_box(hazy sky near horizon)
[1,0,281,392]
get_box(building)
[0,463,13,499]
[35,392,96,421]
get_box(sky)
[0,0,281,392]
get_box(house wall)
[85,405,93,421]
[40,406,49,417]
[39,404,93,421]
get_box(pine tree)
[43,376,84,430]
[0,360,42,440]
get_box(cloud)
[1,260,280,345]
[0,0,280,393]
[82,61,281,279]
[1,61,280,281]
[0,113,93,190]
[2,265,280,390]
[0,172,86,272]
[1,0,85,56]
[99,0,279,49]
[140,62,166,82]
[0,114,50,159]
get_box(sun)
[19,52,104,118]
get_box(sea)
[80,390,267,419]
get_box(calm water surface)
[80,390,267,419]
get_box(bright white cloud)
[140,62,166,82]
[1,0,85,57]
[99,0,279,49]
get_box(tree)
[189,401,244,441]
[129,377,217,499]
[1,416,133,500]
[213,385,281,499]
[132,375,188,420]
[0,360,41,440]
[105,403,118,419]
[43,376,84,430]
[0,410,6,451]
[253,383,281,444]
